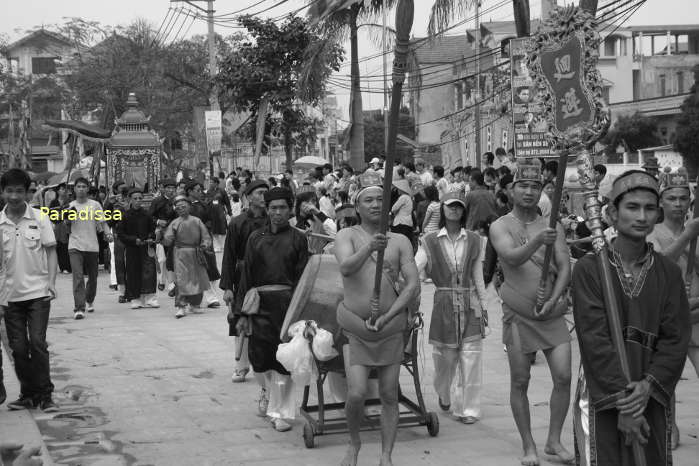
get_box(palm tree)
[305,0,398,171]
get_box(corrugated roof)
[410,35,473,65]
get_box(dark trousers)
[69,250,99,311]
[114,237,126,286]
[3,298,54,399]
[56,241,71,273]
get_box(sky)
[2,0,697,118]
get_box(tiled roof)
[6,29,73,52]
[410,35,473,65]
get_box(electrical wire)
[159,7,186,45]
[151,7,175,47]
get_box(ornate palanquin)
[106,93,161,195]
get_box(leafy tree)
[676,64,699,172]
[361,108,415,161]
[306,0,398,172]
[602,112,662,154]
[217,15,343,168]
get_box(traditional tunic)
[189,200,220,282]
[648,222,699,347]
[117,206,157,299]
[162,215,211,304]
[220,210,269,332]
[150,194,177,272]
[235,223,309,373]
[416,228,487,418]
[571,246,690,466]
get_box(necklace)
[508,212,538,226]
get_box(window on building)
[659,74,666,96]
[620,38,628,56]
[455,83,464,110]
[604,37,616,56]
[602,86,611,104]
[660,126,668,144]
[678,71,684,94]
[31,57,57,74]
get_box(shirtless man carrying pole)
[334,171,419,466]
[489,160,574,466]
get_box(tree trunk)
[512,0,531,37]
[579,0,599,15]
[285,128,294,171]
[348,4,365,171]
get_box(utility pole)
[170,0,219,180]
[474,1,482,168]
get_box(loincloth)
[501,301,570,354]
[337,302,406,367]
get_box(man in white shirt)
[416,159,433,187]
[0,169,59,412]
[68,177,111,319]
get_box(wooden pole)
[576,149,647,466]
[686,176,699,293]
[535,149,570,311]
[370,0,414,324]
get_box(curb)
[0,339,54,466]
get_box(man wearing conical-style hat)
[334,170,419,466]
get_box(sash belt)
[623,326,657,351]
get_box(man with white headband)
[334,170,419,466]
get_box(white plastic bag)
[312,327,339,361]
[277,321,314,385]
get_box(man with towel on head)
[489,159,574,466]
[159,194,211,318]
[334,171,419,466]
[233,187,309,433]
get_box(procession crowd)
[0,146,696,466]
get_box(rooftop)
[410,35,472,65]
[5,29,73,53]
[627,24,699,35]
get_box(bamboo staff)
[535,149,571,312]
[686,176,699,294]
[370,0,414,324]
[576,150,647,466]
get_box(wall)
[639,54,699,98]
[7,41,75,75]
[412,63,454,147]
[597,34,635,104]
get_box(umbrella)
[47,169,89,186]
[31,171,57,183]
[293,155,329,167]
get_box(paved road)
[14,270,698,465]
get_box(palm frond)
[428,0,475,39]
[358,22,396,50]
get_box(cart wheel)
[303,422,316,448]
[426,412,439,437]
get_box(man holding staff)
[334,171,419,466]
[489,160,573,466]
[572,170,690,465]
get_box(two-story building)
[2,29,77,173]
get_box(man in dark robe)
[221,179,269,383]
[150,179,177,295]
[117,188,158,309]
[103,181,130,299]
[572,170,690,466]
[233,187,308,432]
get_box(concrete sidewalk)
[0,339,53,466]
[9,271,699,465]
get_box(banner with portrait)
[510,38,555,158]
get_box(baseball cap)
[442,191,466,208]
